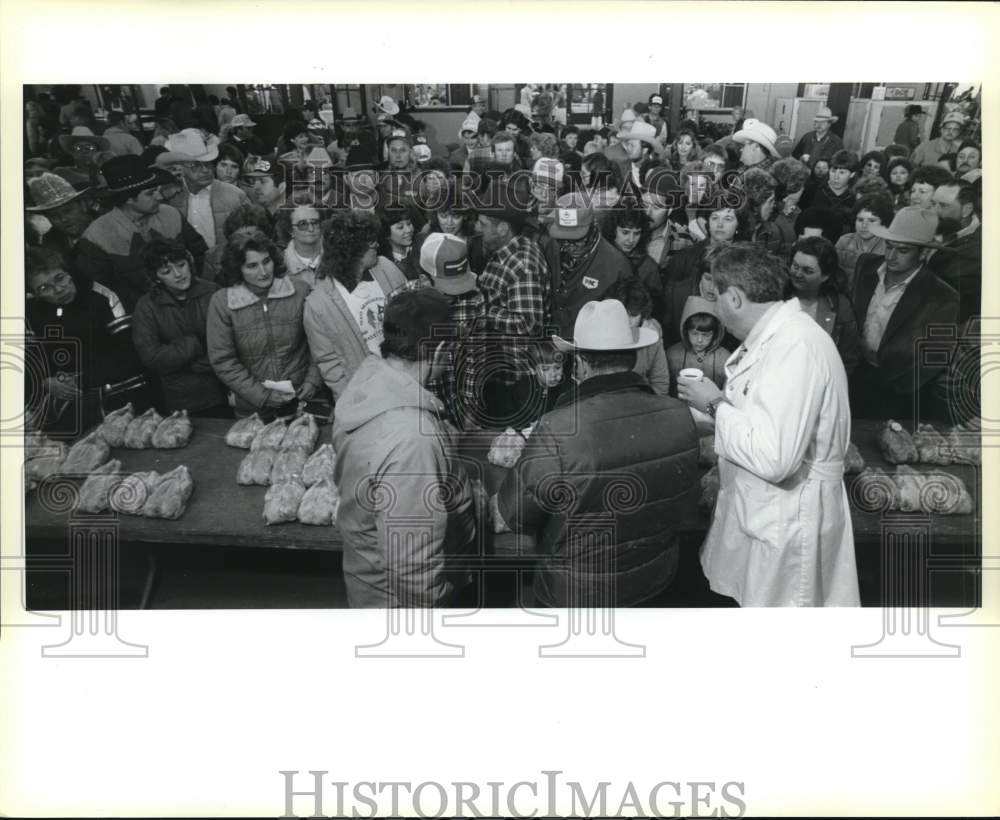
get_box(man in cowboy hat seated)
[732,118,780,172]
[154,128,248,250]
[76,155,208,312]
[492,298,701,608]
[850,206,959,422]
[911,110,968,167]
[791,106,843,166]
[25,172,99,266]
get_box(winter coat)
[206,275,322,418]
[302,258,408,400]
[76,204,208,312]
[893,118,922,152]
[331,356,478,608]
[804,290,862,378]
[542,236,634,337]
[791,131,843,165]
[132,277,228,412]
[926,222,982,328]
[835,232,886,294]
[164,180,248,249]
[633,318,671,395]
[701,298,860,607]
[665,295,731,393]
[497,370,701,607]
[809,183,855,234]
[910,136,958,167]
[624,249,665,320]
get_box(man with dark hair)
[76,155,207,311]
[495,298,700,607]
[851,207,959,421]
[331,287,478,608]
[678,242,859,606]
[808,149,857,232]
[929,178,981,326]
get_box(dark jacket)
[497,371,701,607]
[927,224,982,329]
[806,289,862,377]
[852,253,959,418]
[624,249,665,321]
[791,131,843,164]
[809,183,855,234]
[543,235,634,337]
[131,277,228,412]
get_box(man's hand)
[44,375,80,401]
[262,388,293,408]
[295,381,318,401]
[677,376,723,414]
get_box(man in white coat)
[678,242,860,606]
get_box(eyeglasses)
[34,271,72,295]
[293,219,321,230]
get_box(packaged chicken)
[236,448,276,486]
[25,439,67,480]
[280,412,319,453]
[151,409,193,448]
[110,470,161,515]
[878,420,918,464]
[141,465,194,519]
[250,417,288,452]
[844,442,866,474]
[297,478,340,526]
[944,426,981,465]
[60,431,110,475]
[97,403,134,447]
[301,443,336,487]
[122,408,163,449]
[893,465,924,512]
[914,423,951,465]
[225,412,265,449]
[488,428,525,468]
[263,479,306,525]
[698,435,717,467]
[853,467,900,509]
[75,459,124,514]
[918,470,974,515]
[25,432,66,462]
[271,447,308,485]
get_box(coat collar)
[726,299,799,381]
[226,275,295,309]
[554,370,652,409]
[151,276,216,306]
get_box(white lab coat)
[701,298,860,606]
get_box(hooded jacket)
[665,295,731,392]
[331,356,478,608]
[206,275,322,417]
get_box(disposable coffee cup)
[678,368,704,383]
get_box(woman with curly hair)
[528,131,559,163]
[609,205,664,320]
[668,126,701,170]
[303,210,410,399]
[859,149,887,181]
[206,229,321,419]
[769,157,810,258]
[886,156,913,211]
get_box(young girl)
[665,296,731,396]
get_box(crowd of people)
[23,85,982,609]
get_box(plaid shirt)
[476,234,549,383]
[435,289,488,430]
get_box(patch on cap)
[442,257,469,277]
[558,208,579,227]
[249,158,271,172]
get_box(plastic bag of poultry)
[844,442,866,474]
[301,443,336,487]
[280,412,319,453]
[25,441,67,484]
[25,432,65,462]
[877,420,918,464]
[271,447,308,484]
[893,465,924,512]
[852,467,900,509]
[237,448,276,486]
[75,459,124,514]
[698,435,717,467]
[913,423,952,465]
[944,425,980,465]
[97,402,134,447]
[123,408,164,449]
[225,412,265,449]
[297,477,340,526]
[916,469,974,515]
[110,470,161,515]
[60,431,110,475]
[142,465,194,519]
[151,409,193,449]
[250,417,288,452]
[263,479,306,525]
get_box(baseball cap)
[548,192,594,240]
[387,127,412,146]
[230,114,257,128]
[419,233,476,295]
[649,94,664,106]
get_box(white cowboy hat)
[553,300,658,352]
[732,118,779,157]
[813,106,839,123]
[618,120,660,148]
[867,206,943,248]
[154,129,220,165]
[458,112,481,138]
[376,95,400,116]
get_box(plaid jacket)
[476,235,550,384]
[436,289,487,430]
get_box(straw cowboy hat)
[375,95,400,116]
[58,126,110,154]
[553,300,659,352]
[154,129,221,165]
[26,172,90,212]
[813,106,839,123]
[868,206,943,248]
[618,120,661,148]
[732,118,779,157]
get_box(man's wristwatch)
[706,397,729,418]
